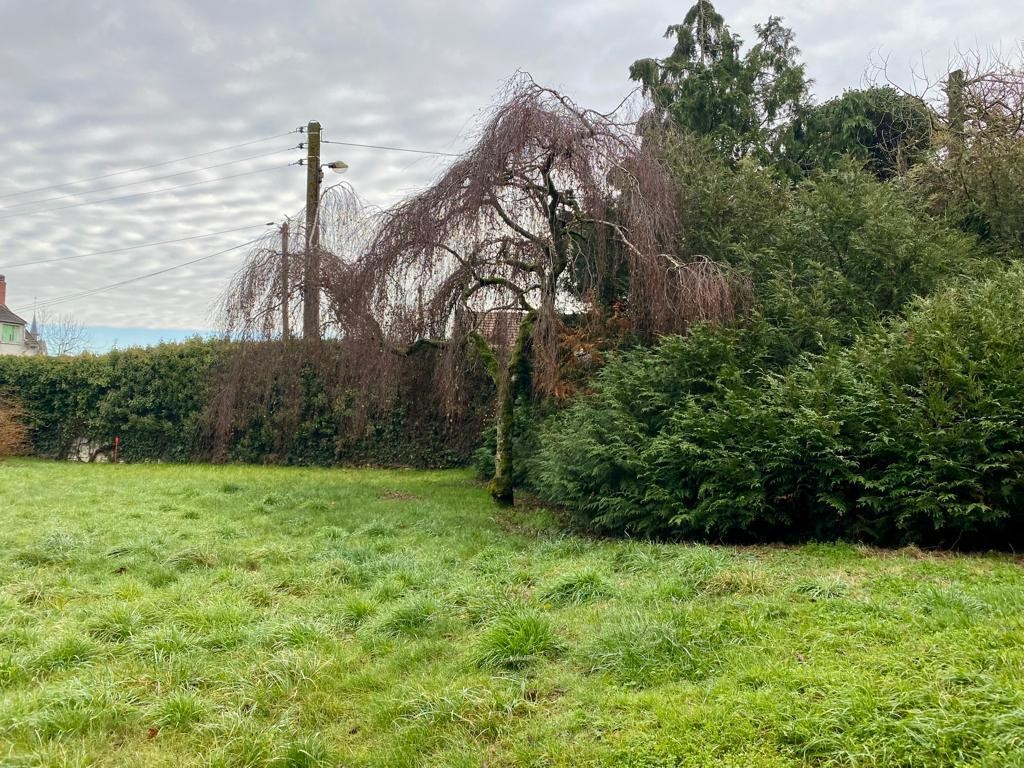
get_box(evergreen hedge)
[534,264,1024,547]
[0,339,489,468]
[0,340,222,462]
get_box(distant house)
[478,310,527,348]
[0,275,46,356]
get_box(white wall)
[0,341,34,357]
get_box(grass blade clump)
[794,576,851,601]
[582,611,727,688]
[15,531,85,567]
[339,595,377,629]
[166,547,218,570]
[31,636,99,674]
[609,541,672,574]
[275,733,336,768]
[475,608,562,670]
[540,570,613,606]
[373,596,441,638]
[87,604,149,643]
[152,689,211,730]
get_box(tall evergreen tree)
[630,0,808,162]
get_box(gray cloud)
[0,0,1020,330]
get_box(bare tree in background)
[38,311,90,356]
[870,47,1024,247]
[350,76,737,503]
[210,184,439,465]
[868,47,1024,142]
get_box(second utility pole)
[303,120,322,340]
[280,221,290,340]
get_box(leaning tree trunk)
[482,312,535,506]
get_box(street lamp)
[297,158,348,175]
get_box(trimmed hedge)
[0,339,490,468]
[0,340,222,462]
[534,263,1024,547]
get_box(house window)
[2,323,21,343]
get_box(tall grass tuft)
[475,608,562,670]
[373,596,440,638]
[582,612,728,687]
[540,570,613,606]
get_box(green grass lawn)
[1,460,1023,767]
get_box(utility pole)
[946,69,966,164]
[280,221,290,340]
[303,120,322,340]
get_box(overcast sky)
[1,0,1021,346]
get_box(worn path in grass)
[1,459,1023,767]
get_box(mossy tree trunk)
[473,312,535,506]
[489,368,516,504]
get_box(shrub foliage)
[535,264,1024,547]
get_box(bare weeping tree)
[209,185,405,462]
[351,76,737,504]
[217,184,373,341]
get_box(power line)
[321,138,460,157]
[0,130,300,200]
[0,164,290,222]
[0,223,275,270]
[1,146,299,211]
[17,236,263,313]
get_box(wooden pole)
[946,69,966,162]
[280,221,290,340]
[303,120,322,340]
